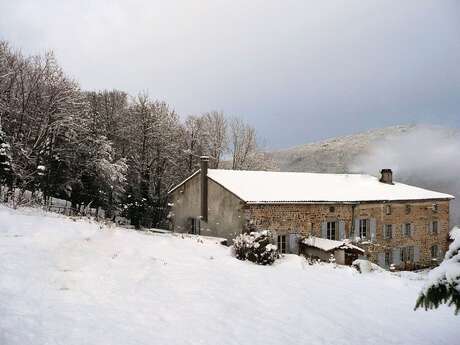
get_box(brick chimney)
[379,169,393,184]
[200,156,209,222]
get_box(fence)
[1,185,105,219]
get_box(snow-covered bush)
[415,226,460,314]
[233,230,279,265]
[305,257,321,265]
[352,259,383,274]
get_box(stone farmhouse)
[168,157,454,270]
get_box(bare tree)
[0,38,278,227]
[125,93,185,227]
[229,117,276,171]
[201,111,227,168]
[183,115,207,173]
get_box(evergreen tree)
[415,226,460,314]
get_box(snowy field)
[0,207,458,345]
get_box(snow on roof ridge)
[206,169,454,203]
[208,168,368,177]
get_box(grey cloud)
[0,0,459,148]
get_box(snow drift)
[0,206,458,345]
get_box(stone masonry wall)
[245,200,450,269]
[356,200,450,269]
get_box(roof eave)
[168,170,200,194]
[245,197,454,205]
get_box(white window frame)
[432,220,438,234]
[277,235,287,254]
[359,219,368,239]
[404,223,411,237]
[401,246,414,262]
[384,224,393,239]
[326,221,337,240]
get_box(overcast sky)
[1,0,459,149]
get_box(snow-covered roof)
[169,170,200,194]
[205,169,454,203]
[302,236,364,253]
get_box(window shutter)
[437,248,444,261]
[383,225,387,239]
[339,221,345,240]
[378,252,385,268]
[410,223,414,236]
[370,219,377,241]
[353,219,360,239]
[401,224,404,236]
[392,247,401,266]
[288,233,299,254]
[414,246,420,263]
[429,221,433,234]
[321,222,327,239]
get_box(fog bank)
[352,126,460,226]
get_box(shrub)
[352,259,383,274]
[233,230,279,265]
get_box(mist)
[351,126,460,226]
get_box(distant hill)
[270,125,417,173]
[268,124,460,225]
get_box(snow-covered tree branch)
[415,226,460,314]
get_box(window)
[191,218,200,234]
[405,205,411,214]
[432,203,438,213]
[432,220,438,234]
[400,247,407,262]
[404,223,411,237]
[385,251,392,267]
[384,224,393,239]
[329,206,335,213]
[385,205,391,215]
[359,219,368,239]
[400,246,414,262]
[326,221,337,240]
[430,245,438,259]
[277,235,287,254]
[408,246,414,262]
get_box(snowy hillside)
[0,207,458,345]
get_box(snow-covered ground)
[0,207,457,345]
